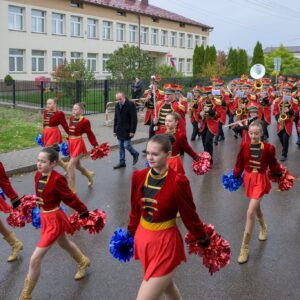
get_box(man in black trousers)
[113,92,139,169]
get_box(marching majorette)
[233,120,284,264]
[292,80,300,146]
[67,103,98,192]
[42,98,69,173]
[0,162,23,263]
[273,82,299,161]
[174,84,188,136]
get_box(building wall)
[0,0,210,80]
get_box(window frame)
[129,24,137,43]
[170,31,177,47]
[140,26,149,44]
[102,21,112,40]
[52,13,64,35]
[150,28,158,45]
[8,5,24,31]
[70,15,82,37]
[87,18,97,39]
[52,51,65,71]
[32,50,45,73]
[116,23,126,42]
[9,49,25,72]
[31,9,46,33]
[70,52,82,63]
[179,33,185,48]
[102,53,111,73]
[87,53,97,72]
[161,30,168,46]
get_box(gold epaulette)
[177,102,185,111]
[292,97,298,105]
[158,89,164,95]
[274,97,280,103]
[214,98,222,105]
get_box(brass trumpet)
[278,103,290,130]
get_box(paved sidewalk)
[0,112,148,176]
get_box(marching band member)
[19,146,91,300]
[256,79,274,141]
[174,85,188,136]
[67,103,98,192]
[153,84,185,135]
[0,162,23,262]
[227,80,238,126]
[128,134,209,300]
[273,83,299,161]
[42,98,69,173]
[189,85,202,141]
[292,80,300,146]
[233,120,283,264]
[198,86,220,162]
[213,80,229,144]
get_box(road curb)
[6,137,148,177]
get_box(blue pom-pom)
[60,142,69,157]
[222,170,243,192]
[35,133,44,147]
[31,207,41,229]
[145,161,150,167]
[0,188,6,200]
[109,228,134,263]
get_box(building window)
[70,16,82,37]
[187,34,193,49]
[178,58,184,72]
[170,32,177,47]
[116,23,125,42]
[202,36,207,46]
[151,28,158,45]
[8,6,24,31]
[102,54,111,72]
[87,53,97,72]
[195,35,200,46]
[140,27,148,44]
[87,18,97,38]
[129,25,137,43]
[70,52,82,63]
[32,50,45,72]
[102,21,112,40]
[186,58,192,73]
[52,51,64,71]
[179,33,185,48]
[9,49,24,72]
[161,30,168,46]
[32,10,45,33]
[52,13,64,35]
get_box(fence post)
[12,80,16,109]
[40,81,44,111]
[75,80,81,103]
[104,79,109,108]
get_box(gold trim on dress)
[140,216,176,231]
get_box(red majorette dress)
[165,130,198,175]
[127,168,207,281]
[35,170,87,247]
[0,162,19,213]
[233,142,282,200]
[68,116,98,158]
[42,110,69,146]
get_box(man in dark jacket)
[113,92,139,169]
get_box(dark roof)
[264,46,300,53]
[84,0,213,29]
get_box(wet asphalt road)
[1,123,300,300]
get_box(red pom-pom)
[185,224,231,275]
[192,152,212,175]
[6,194,38,228]
[90,143,110,160]
[69,209,107,234]
[268,165,295,192]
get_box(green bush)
[4,74,14,86]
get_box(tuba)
[250,64,266,80]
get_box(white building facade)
[0,0,212,80]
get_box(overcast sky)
[150,0,300,54]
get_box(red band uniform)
[127,168,207,280]
[233,141,282,199]
[42,110,69,146]
[35,170,87,247]
[68,116,98,157]
[189,85,202,141]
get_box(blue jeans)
[118,139,139,163]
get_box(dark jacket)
[114,98,137,139]
[131,81,142,99]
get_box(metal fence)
[0,75,290,114]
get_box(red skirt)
[168,155,185,175]
[243,171,271,200]
[134,224,186,281]
[0,196,11,213]
[68,137,87,158]
[42,127,62,147]
[37,209,74,248]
